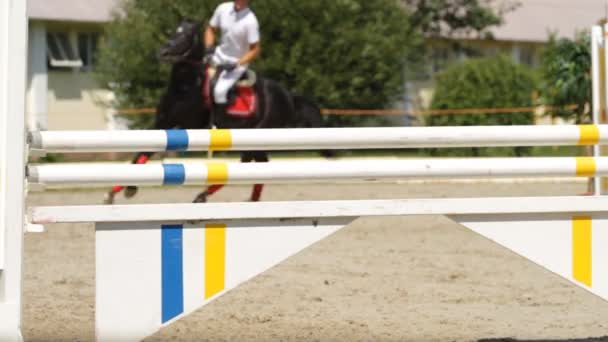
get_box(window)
[510,44,537,67]
[484,46,500,57]
[78,32,100,70]
[47,32,83,68]
[431,46,451,74]
[519,46,536,67]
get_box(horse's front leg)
[104,152,155,204]
[192,152,234,203]
[248,151,268,202]
[192,183,225,203]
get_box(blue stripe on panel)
[162,224,184,323]
[165,130,189,151]
[162,164,186,185]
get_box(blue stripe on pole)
[165,130,189,151]
[162,164,186,185]
[162,224,184,323]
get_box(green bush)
[425,55,537,156]
[538,33,591,124]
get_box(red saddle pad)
[226,86,257,118]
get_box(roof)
[489,0,607,42]
[28,0,121,23]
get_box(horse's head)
[159,19,203,63]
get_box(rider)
[204,0,261,116]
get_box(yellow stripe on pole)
[576,157,597,177]
[572,216,592,287]
[578,125,600,145]
[205,223,226,299]
[206,162,229,185]
[209,129,232,151]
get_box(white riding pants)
[212,53,248,104]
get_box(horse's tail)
[292,94,335,158]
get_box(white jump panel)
[454,213,608,302]
[96,217,353,341]
[92,204,608,341]
[27,157,608,187]
[30,125,608,153]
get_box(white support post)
[26,22,48,132]
[601,23,608,195]
[0,0,28,340]
[591,26,603,195]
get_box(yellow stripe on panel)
[572,216,592,287]
[209,129,232,151]
[576,157,597,177]
[205,223,226,299]
[578,125,600,145]
[206,162,229,185]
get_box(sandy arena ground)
[22,181,608,341]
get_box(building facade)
[27,0,119,131]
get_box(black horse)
[105,19,330,204]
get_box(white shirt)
[209,2,260,64]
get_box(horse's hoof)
[125,186,138,199]
[103,192,115,205]
[193,193,208,203]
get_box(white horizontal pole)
[26,157,608,186]
[29,125,608,153]
[28,196,608,224]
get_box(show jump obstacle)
[4,4,608,341]
[19,131,608,342]
[21,128,608,342]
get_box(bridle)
[161,23,203,65]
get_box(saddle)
[203,66,258,118]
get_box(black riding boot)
[212,103,228,127]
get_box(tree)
[96,0,423,127]
[404,0,520,39]
[403,0,520,79]
[538,33,591,124]
[426,55,537,156]
[96,0,217,115]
